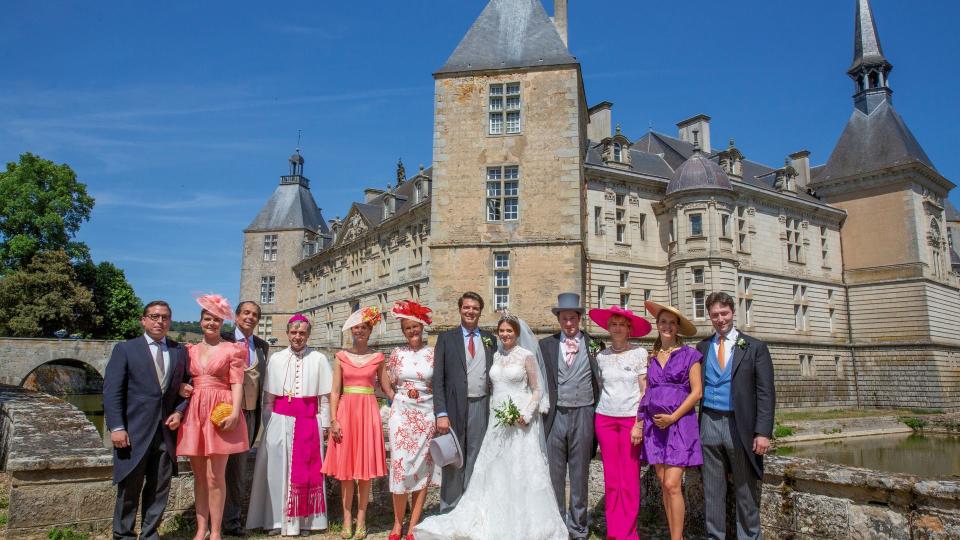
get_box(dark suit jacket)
[697,331,776,477]
[538,331,603,437]
[103,335,188,483]
[432,326,496,450]
[220,330,268,438]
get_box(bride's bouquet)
[493,397,522,427]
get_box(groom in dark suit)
[539,293,603,540]
[103,300,190,540]
[432,291,496,512]
[697,291,775,539]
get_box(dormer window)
[414,181,423,204]
[600,126,632,168]
[613,143,622,162]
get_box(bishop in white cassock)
[246,315,332,536]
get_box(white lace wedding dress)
[414,345,568,540]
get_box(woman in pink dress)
[177,294,249,540]
[321,307,394,540]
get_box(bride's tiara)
[497,309,520,324]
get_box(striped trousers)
[700,409,762,539]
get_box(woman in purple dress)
[639,301,703,540]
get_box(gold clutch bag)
[210,403,233,428]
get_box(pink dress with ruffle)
[176,342,250,456]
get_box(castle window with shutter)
[486,166,520,222]
[494,252,510,310]
[489,83,521,135]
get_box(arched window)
[613,142,622,162]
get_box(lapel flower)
[736,337,747,350]
[481,335,494,349]
[587,338,602,356]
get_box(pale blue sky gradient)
[2,1,957,320]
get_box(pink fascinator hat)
[195,293,234,321]
[588,305,652,338]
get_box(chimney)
[553,0,568,47]
[676,114,712,154]
[587,101,613,141]
[789,150,811,189]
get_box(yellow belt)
[343,386,374,395]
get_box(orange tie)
[717,335,726,371]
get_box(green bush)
[773,424,795,439]
[47,527,87,540]
[900,416,927,431]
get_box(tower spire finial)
[848,0,893,114]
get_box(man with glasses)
[103,300,190,540]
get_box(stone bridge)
[0,337,119,387]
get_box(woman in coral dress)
[177,294,249,540]
[639,301,703,540]
[385,301,439,540]
[321,307,394,540]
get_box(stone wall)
[0,338,116,388]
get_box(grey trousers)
[547,405,594,540]
[223,408,258,530]
[439,395,489,513]
[701,409,762,540]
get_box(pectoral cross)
[286,389,295,403]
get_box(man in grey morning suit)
[432,291,496,512]
[103,301,189,540]
[539,293,603,540]
[698,291,775,539]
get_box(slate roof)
[816,99,934,183]
[946,200,960,222]
[347,168,433,229]
[666,151,733,195]
[437,0,576,75]
[246,177,329,233]
[850,0,891,74]
[584,140,674,179]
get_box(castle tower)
[428,0,587,331]
[812,0,959,409]
[240,149,328,345]
[661,146,738,325]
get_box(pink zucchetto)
[288,313,310,325]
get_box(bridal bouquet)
[493,397,522,427]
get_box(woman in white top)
[588,306,651,540]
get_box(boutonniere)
[588,339,602,355]
[736,337,747,350]
[481,335,494,349]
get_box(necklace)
[610,344,632,354]
[657,345,680,356]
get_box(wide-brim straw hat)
[588,306,652,338]
[195,293,234,321]
[643,300,698,337]
[429,431,464,469]
[341,306,383,333]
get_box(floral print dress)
[386,345,440,494]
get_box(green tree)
[0,250,99,337]
[75,261,143,339]
[0,153,95,272]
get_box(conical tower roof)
[436,0,576,75]
[246,154,328,233]
[849,0,891,75]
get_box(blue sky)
[2,0,958,321]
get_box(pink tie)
[564,337,579,367]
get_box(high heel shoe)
[353,526,367,540]
[406,534,416,540]
[389,534,401,540]
[339,524,353,539]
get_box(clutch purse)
[210,403,233,428]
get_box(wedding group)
[102,287,775,540]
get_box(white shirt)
[144,333,170,379]
[711,327,739,367]
[595,346,647,417]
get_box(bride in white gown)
[414,315,568,540]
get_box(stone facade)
[240,0,960,409]
[0,337,115,388]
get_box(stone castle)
[239,0,960,411]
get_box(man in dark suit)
[219,300,269,535]
[697,291,775,540]
[539,292,603,540]
[432,291,496,512]
[103,300,189,540]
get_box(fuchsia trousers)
[595,413,641,540]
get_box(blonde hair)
[652,310,684,354]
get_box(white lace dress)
[414,345,568,540]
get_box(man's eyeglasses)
[145,314,171,322]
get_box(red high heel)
[388,534,401,540]
[406,534,416,540]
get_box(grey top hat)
[429,431,463,469]
[551,292,584,315]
